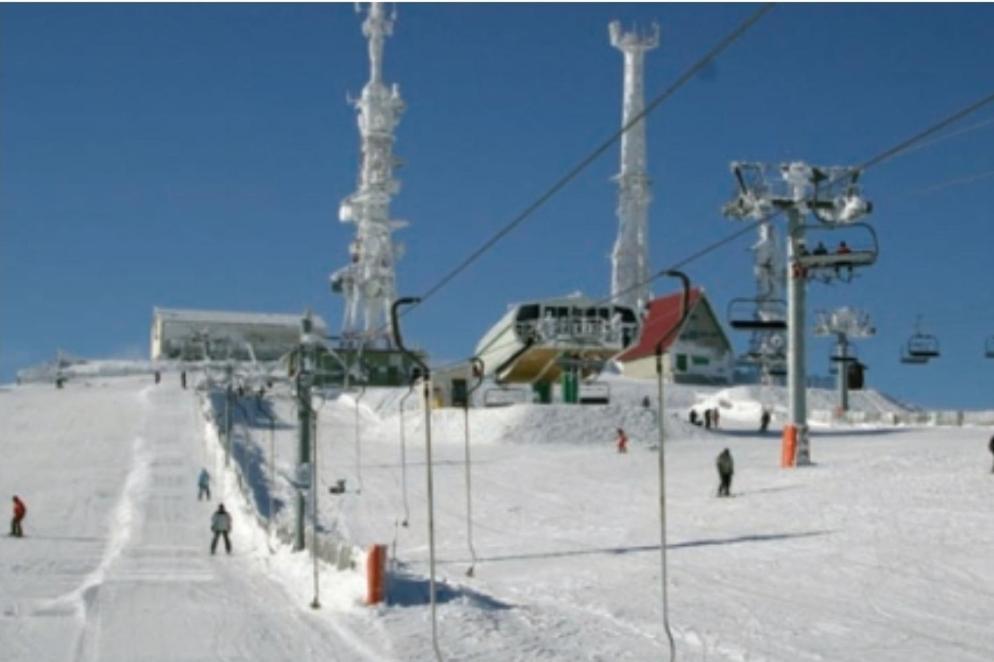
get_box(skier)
[689,409,699,426]
[713,408,721,429]
[210,503,232,555]
[615,428,628,454]
[198,468,211,501]
[641,395,651,409]
[716,449,734,497]
[10,495,26,537]
[154,370,161,384]
[988,434,994,473]
[181,371,187,389]
[704,409,712,430]
[760,408,771,433]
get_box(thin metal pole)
[310,406,320,609]
[399,386,414,527]
[422,376,442,662]
[463,402,478,577]
[355,386,365,494]
[269,410,276,546]
[656,349,676,662]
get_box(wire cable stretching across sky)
[389,4,775,326]
[593,88,994,316]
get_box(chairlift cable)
[387,5,774,326]
[587,88,994,314]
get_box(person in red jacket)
[11,496,26,537]
[615,428,628,454]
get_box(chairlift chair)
[727,297,787,331]
[794,222,879,280]
[905,333,940,359]
[985,336,994,359]
[900,343,930,365]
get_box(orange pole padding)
[366,544,388,605]
[781,424,797,468]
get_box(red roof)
[617,288,703,362]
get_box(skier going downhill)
[10,495,26,537]
[198,468,211,501]
[615,428,628,454]
[210,503,232,555]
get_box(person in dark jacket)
[689,409,699,426]
[210,504,232,555]
[989,435,994,473]
[760,409,771,433]
[11,495,26,537]
[704,409,712,430]
[716,449,734,497]
[198,468,211,501]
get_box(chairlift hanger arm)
[655,271,692,360]
[391,297,430,378]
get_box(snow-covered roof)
[153,307,328,331]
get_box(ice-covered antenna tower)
[609,19,659,315]
[725,161,875,466]
[815,307,875,413]
[331,2,407,348]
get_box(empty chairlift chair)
[727,298,787,331]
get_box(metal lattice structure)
[609,20,659,315]
[331,3,407,348]
[815,307,875,412]
[724,161,874,466]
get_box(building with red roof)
[617,287,734,383]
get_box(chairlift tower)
[725,161,874,466]
[331,3,407,348]
[609,20,659,314]
[814,307,875,412]
[751,220,787,383]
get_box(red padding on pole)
[366,544,387,605]
[781,424,797,468]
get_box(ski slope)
[3,374,994,661]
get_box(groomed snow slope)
[3,374,994,661]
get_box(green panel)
[691,355,710,366]
[533,381,552,404]
[676,354,688,372]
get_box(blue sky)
[2,3,994,409]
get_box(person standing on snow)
[615,428,628,454]
[716,449,734,497]
[760,409,771,433]
[198,468,211,501]
[210,503,232,555]
[713,408,721,429]
[704,409,712,430]
[11,495,26,537]
[988,435,994,473]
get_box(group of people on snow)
[688,407,721,430]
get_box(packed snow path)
[0,379,383,662]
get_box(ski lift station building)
[617,288,734,384]
[149,307,328,362]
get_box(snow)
[3,373,994,660]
